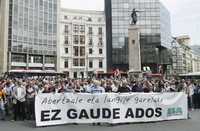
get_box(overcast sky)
[61,0,200,45]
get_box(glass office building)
[105,0,172,73]
[7,0,58,73]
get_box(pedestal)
[128,25,141,73]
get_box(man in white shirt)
[12,81,26,121]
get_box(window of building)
[64,71,69,77]
[99,49,103,54]
[73,59,79,66]
[74,72,77,78]
[48,24,53,33]
[80,35,85,44]
[89,48,93,54]
[98,37,103,46]
[80,47,85,56]
[88,27,93,35]
[73,24,79,33]
[11,54,26,63]
[64,25,68,33]
[98,18,102,22]
[44,23,48,33]
[39,0,43,9]
[73,46,79,56]
[64,60,68,68]
[89,38,93,46]
[73,35,79,44]
[64,16,68,20]
[99,60,103,68]
[98,27,103,35]
[80,72,84,78]
[28,56,33,63]
[29,55,42,63]
[89,60,93,68]
[53,24,57,34]
[65,48,68,54]
[80,59,85,66]
[87,17,92,22]
[80,25,85,33]
[45,56,55,64]
[73,16,77,20]
[64,36,68,45]
[34,56,43,63]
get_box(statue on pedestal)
[131,8,140,25]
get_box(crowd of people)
[0,76,200,121]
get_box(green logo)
[167,107,183,117]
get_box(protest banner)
[35,92,188,126]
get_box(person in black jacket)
[193,83,198,109]
[117,82,131,93]
[197,84,200,109]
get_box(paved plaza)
[0,110,200,131]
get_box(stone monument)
[128,9,142,79]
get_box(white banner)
[35,92,188,127]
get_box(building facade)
[59,9,106,78]
[0,0,60,75]
[0,0,9,75]
[192,54,200,73]
[105,0,172,73]
[172,36,193,74]
[191,45,200,73]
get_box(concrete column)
[128,25,141,72]
[26,53,29,70]
[8,52,11,71]
[42,55,45,71]
[0,0,9,74]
